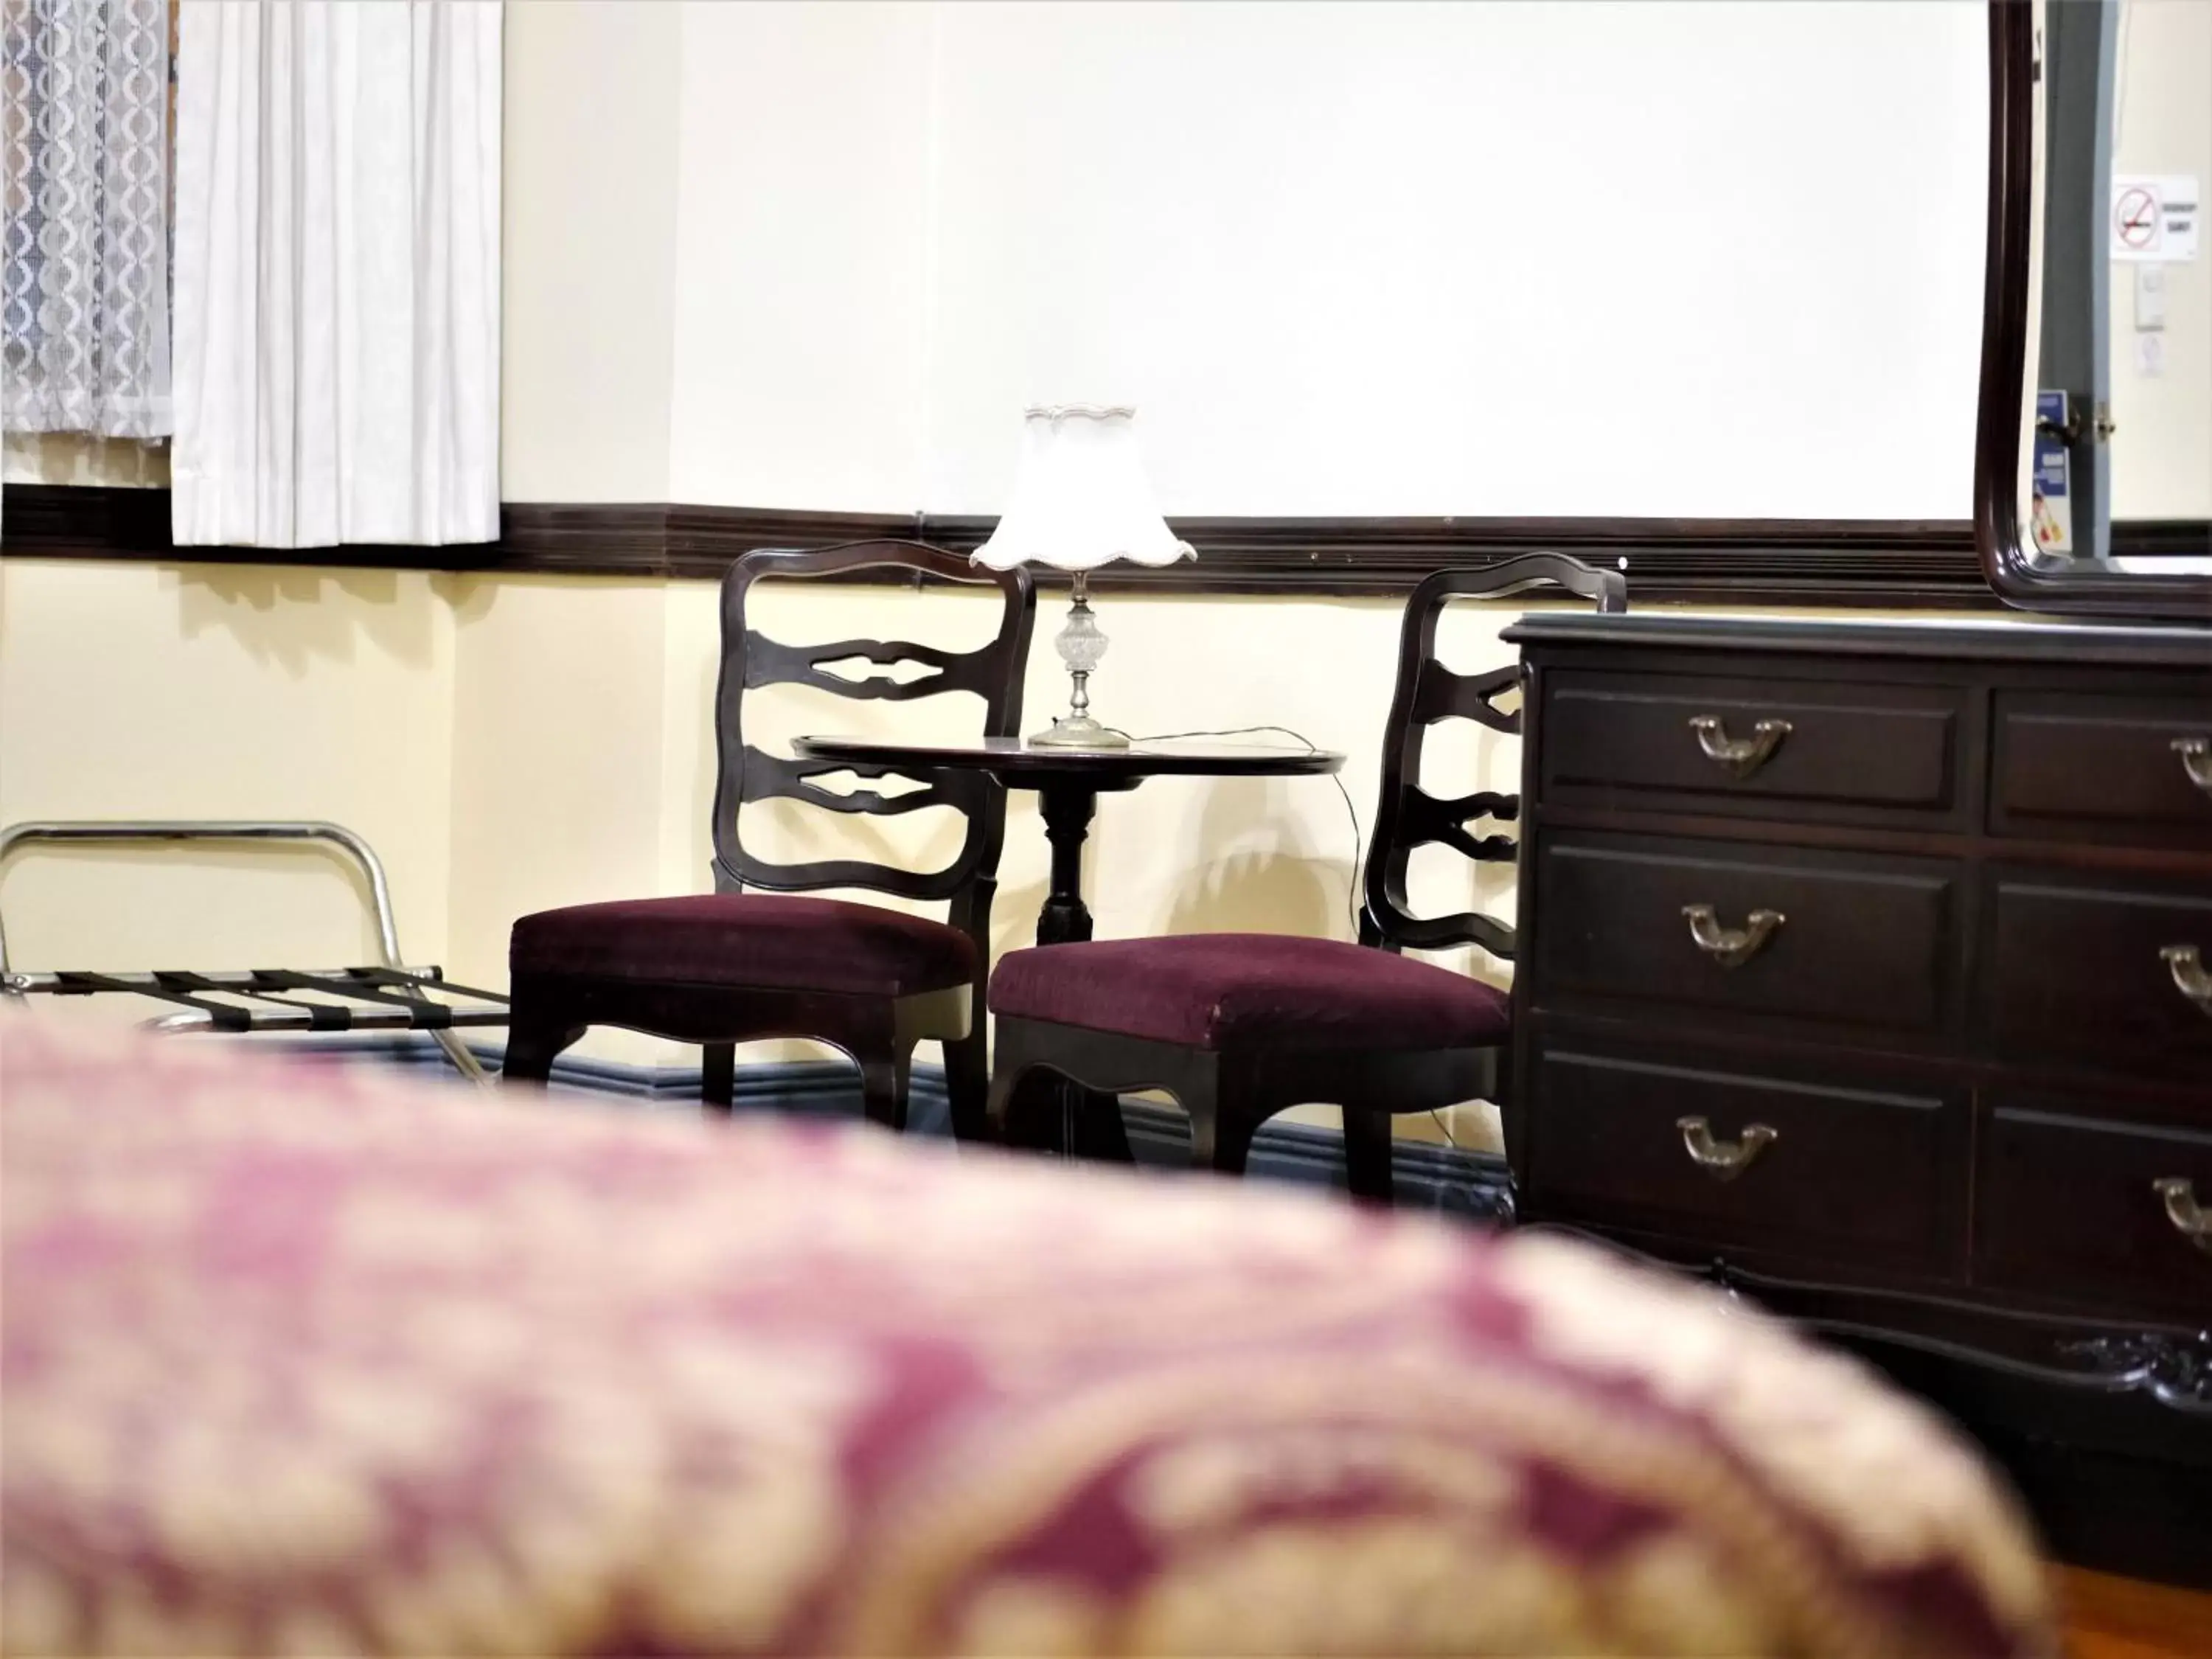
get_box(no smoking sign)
[2111,174,2200,262]
[2115,185,2160,251]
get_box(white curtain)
[171,0,500,549]
[1,0,174,439]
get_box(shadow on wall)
[979,779,1340,963]
[987,795,1047,959]
[170,566,444,675]
[1162,776,1340,940]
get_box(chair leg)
[990,1066,1077,1155]
[944,1029,990,1144]
[1180,1066,1257,1178]
[1068,1085,1135,1163]
[1189,1108,1258,1178]
[987,1051,1033,1146]
[501,1018,585,1088]
[701,1043,736,1115]
[857,1051,913,1133]
[1343,1107,1396,1206]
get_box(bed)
[1,1014,2054,1656]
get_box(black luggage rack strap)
[0,821,507,1083]
[18,966,509,1037]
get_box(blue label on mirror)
[2032,392,2073,555]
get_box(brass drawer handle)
[2163,944,2212,1017]
[2152,1178,2212,1256]
[2177,737,2212,798]
[1677,1116,1778,1181]
[1689,714,1792,778]
[1683,904,1785,967]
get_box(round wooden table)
[791,735,1347,1158]
[790,735,1346,948]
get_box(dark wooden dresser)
[1503,612,2212,1581]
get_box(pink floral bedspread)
[1,1017,2052,1656]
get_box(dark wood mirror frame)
[1976,1,2212,622]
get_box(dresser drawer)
[1988,871,2212,1084]
[1542,671,1963,819]
[1993,692,2212,846]
[1977,1099,2212,1315]
[1526,1043,1955,1270]
[1534,834,1960,1035]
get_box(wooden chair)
[503,541,1035,1138]
[984,553,1625,1199]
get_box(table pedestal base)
[1026,784,1134,1163]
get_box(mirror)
[1978,1,2212,619]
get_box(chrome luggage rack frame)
[0,821,504,1084]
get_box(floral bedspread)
[1,1016,2053,1655]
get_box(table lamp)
[970,404,1194,749]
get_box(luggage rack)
[0,821,505,1084]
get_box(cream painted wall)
[919,0,1989,519]
[2108,0,2212,521]
[443,580,669,978]
[0,0,2096,1160]
[664,3,937,511]
[501,1,684,503]
[660,0,1992,520]
[0,560,456,1016]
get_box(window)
[1,0,175,440]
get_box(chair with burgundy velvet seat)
[985,552,1626,1200]
[503,541,1034,1138]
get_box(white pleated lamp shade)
[971,406,1196,572]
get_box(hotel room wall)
[663,0,1990,520]
[441,578,676,1065]
[910,1,1987,521]
[500,0,683,504]
[0,560,458,1014]
[0,1,2124,1151]
[490,0,1989,1036]
[597,0,1992,1128]
[0,2,670,1047]
[664,2,937,512]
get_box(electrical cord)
[1124,724,1463,1152]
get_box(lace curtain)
[1,0,173,439]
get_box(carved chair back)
[1363,553,1627,961]
[711,542,1036,952]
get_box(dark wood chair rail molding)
[6,483,2205,606]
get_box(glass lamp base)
[1029,579,1127,748]
[1027,713,1130,750]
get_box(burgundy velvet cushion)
[989,932,1511,1052]
[510,894,977,998]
